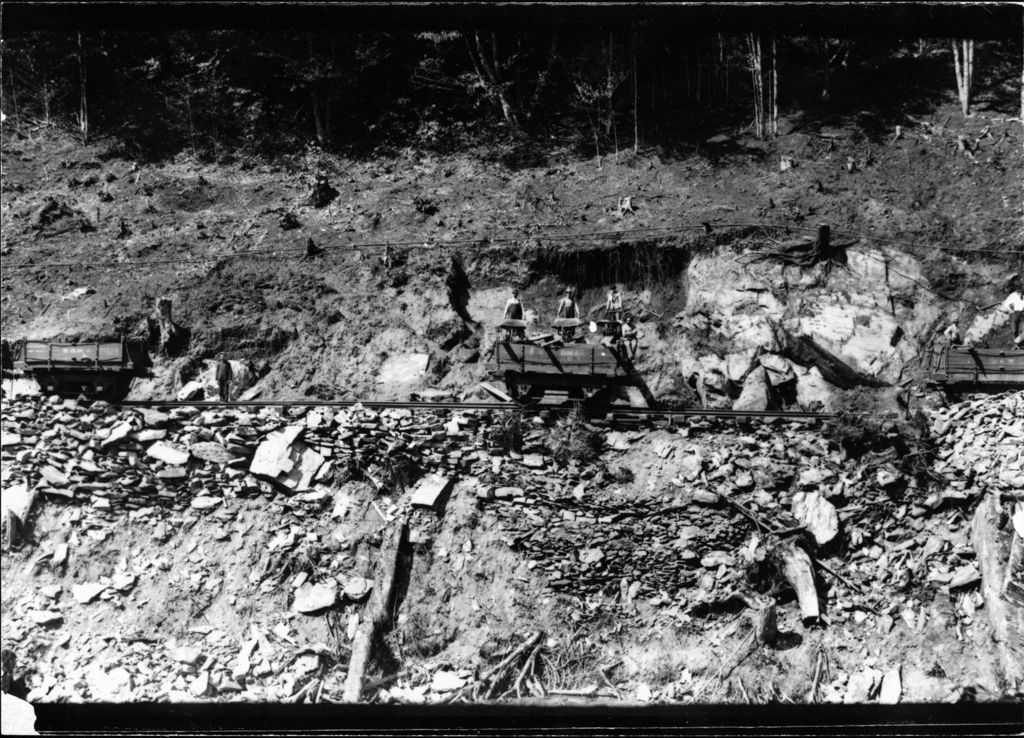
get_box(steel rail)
[117,398,839,421]
[118,399,516,411]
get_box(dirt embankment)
[2,104,1021,408]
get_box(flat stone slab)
[280,442,325,492]
[100,421,133,448]
[191,441,234,464]
[378,353,430,385]
[146,441,190,466]
[410,474,454,510]
[292,581,338,613]
[134,408,170,427]
[249,425,304,477]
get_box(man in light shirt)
[1005,287,1024,345]
[605,284,623,321]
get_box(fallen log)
[777,330,889,389]
[342,521,406,703]
[971,492,1024,685]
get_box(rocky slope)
[2,390,1021,704]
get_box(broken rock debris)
[1,390,1020,703]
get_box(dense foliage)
[1,29,1019,160]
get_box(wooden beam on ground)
[342,520,406,703]
[478,382,514,403]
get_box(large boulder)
[793,365,836,411]
[672,248,941,403]
[759,353,796,387]
[733,367,774,411]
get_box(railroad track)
[118,398,838,422]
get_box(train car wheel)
[521,386,546,404]
[104,378,133,402]
[504,376,545,405]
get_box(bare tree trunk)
[771,34,778,137]
[311,93,327,145]
[42,82,52,125]
[308,37,327,145]
[633,34,639,154]
[696,37,703,105]
[528,33,559,114]
[723,34,729,103]
[605,32,614,136]
[465,32,519,130]
[718,33,725,102]
[4,45,22,128]
[685,50,691,101]
[587,109,602,168]
[1021,23,1024,123]
[324,90,332,144]
[748,33,765,139]
[952,39,975,116]
[77,32,89,143]
[185,93,197,158]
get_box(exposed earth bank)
[1,101,1021,411]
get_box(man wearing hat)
[556,287,580,320]
[215,353,233,402]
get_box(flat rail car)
[489,318,638,404]
[926,345,1024,387]
[1,337,152,400]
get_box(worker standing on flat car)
[216,353,233,402]
[556,287,580,320]
[605,284,623,322]
[1006,282,1024,345]
[941,318,961,347]
[502,287,526,340]
[555,287,581,342]
[504,287,524,321]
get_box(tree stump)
[154,297,181,356]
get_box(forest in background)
[2,18,1022,163]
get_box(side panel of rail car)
[927,346,1024,386]
[22,341,129,367]
[4,339,152,400]
[493,341,632,390]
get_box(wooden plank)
[478,382,514,403]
